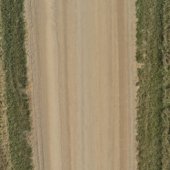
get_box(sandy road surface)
[25,0,137,169]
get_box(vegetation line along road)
[0,0,169,169]
[0,3,12,168]
[0,0,33,169]
[136,0,170,169]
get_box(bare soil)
[25,0,137,169]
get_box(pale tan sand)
[25,0,137,169]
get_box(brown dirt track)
[25,0,137,169]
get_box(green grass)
[0,0,33,169]
[136,0,170,169]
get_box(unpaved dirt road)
[25,0,137,170]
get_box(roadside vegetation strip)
[0,5,12,170]
[1,0,33,169]
[162,0,170,169]
[0,58,11,170]
[136,0,166,170]
[0,50,11,170]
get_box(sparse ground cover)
[136,0,170,169]
[0,0,32,169]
